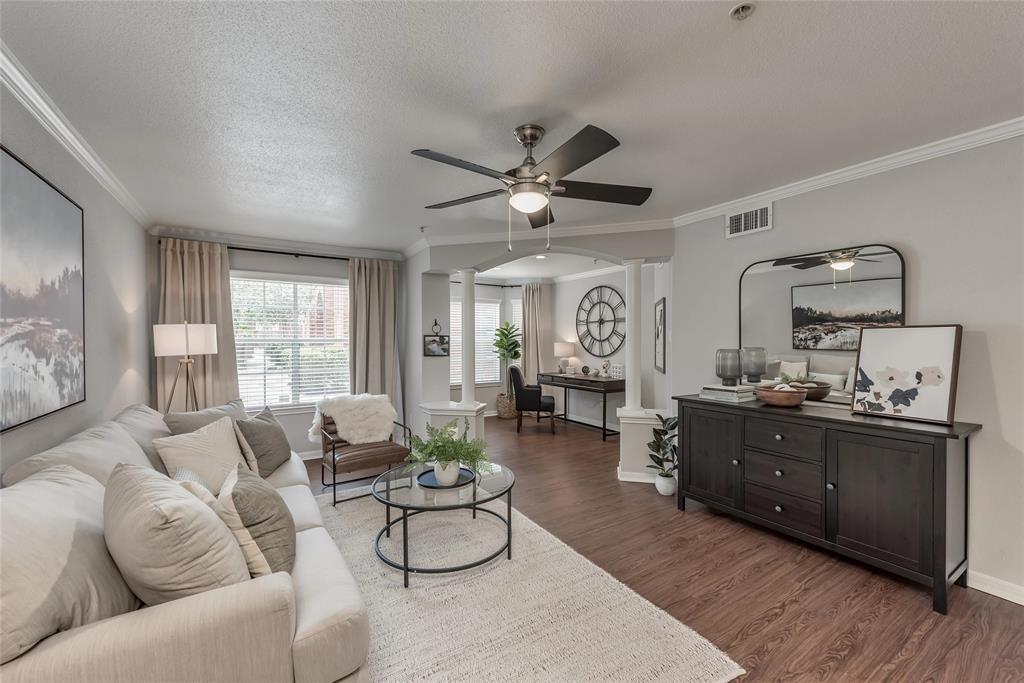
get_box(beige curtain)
[348,258,403,419]
[156,238,238,412]
[522,283,543,383]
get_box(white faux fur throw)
[309,394,397,445]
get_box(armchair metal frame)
[321,420,412,506]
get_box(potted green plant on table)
[405,418,489,486]
[646,414,679,496]
[493,321,522,419]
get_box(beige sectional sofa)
[0,404,369,683]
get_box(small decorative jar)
[741,347,767,383]
[715,349,742,386]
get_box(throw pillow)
[153,416,247,492]
[778,360,808,380]
[163,398,247,435]
[844,366,856,394]
[809,371,848,392]
[236,407,292,477]
[103,464,249,606]
[112,403,172,473]
[215,465,297,576]
[1,466,140,664]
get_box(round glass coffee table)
[371,463,515,587]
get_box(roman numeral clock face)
[576,286,625,358]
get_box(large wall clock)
[576,285,626,358]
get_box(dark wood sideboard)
[673,395,981,614]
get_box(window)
[510,298,523,337]
[230,275,349,408]
[449,299,502,385]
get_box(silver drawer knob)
[774,434,784,441]
[826,482,836,491]
[774,469,784,477]
[774,505,784,513]
[731,459,740,466]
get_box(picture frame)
[423,334,450,357]
[1,145,86,432]
[791,277,904,351]
[851,324,962,425]
[654,297,666,374]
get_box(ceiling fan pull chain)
[546,202,551,251]
[507,201,512,252]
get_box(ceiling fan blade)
[411,149,515,183]
[532,125,620,181]
[792,260,828,270]
[773,256,822,267]
[555,180,652,206]
[854,257,881,263]
[425,188,507,209]
[527,207,555,229]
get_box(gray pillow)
[235,407,292,477]
[215,465,296,576]
[163,399,247,435]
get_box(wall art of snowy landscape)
[791,278,903,351]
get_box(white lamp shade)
[153,323,218,357]
[554,341,575,357]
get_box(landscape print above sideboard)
[791,277,903,350]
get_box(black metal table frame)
[371,472,514,587]
[538,379,622,441]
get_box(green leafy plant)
[780,371,807,383]
[405,418,489,474]
[493,321,522,396]
[646,414,678,478]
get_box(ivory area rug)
[317,492,744,683]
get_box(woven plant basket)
[496,393,517,419]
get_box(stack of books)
[699,384,756,403]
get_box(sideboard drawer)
[744,450,821,500]
[745,483,823,537]
[745,417,823,461]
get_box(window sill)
[246,404,317,417]
[449,382,504,390]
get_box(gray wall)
[1,88,150,472]
[670,136,1024,593]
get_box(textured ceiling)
[2,1,1022,250]
[479,254,616,281]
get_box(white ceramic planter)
[655,474,677,496]
[434,461,461,486]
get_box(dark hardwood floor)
[308,416,1024,681]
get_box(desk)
[536,373,626,441]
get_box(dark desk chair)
[509,365,556,434]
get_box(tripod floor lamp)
[153,322,218,412]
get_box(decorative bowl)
[755,386,808,407]
[787,380,832,401]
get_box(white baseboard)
[566,412,620,431]
[297,450,321,461]
[616,467,656,484]
[967,570,1024,606]
[483,410,497,418]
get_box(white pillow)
[103,464,249,606]
[810,372,848,392]
[844,366,856,394]
[778,360,808,380]
[153,417,247,492]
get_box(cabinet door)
[682,408,742,509]
[826,430,933,574]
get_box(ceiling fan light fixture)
[508,183,549,214]
[829,258,855,271]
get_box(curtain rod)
[448,280,520,289]
[157,239,351,262]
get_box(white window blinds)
[230,276,350,408]
[450,299,502,385]
[510,298,523,336]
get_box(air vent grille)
[725,203,772,238]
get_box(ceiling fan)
[412,123,652,229]
[773,248,889,271]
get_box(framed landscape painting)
[852,325,962,425]
[791,277,903,351]
[1,146,85,432]
[654,297,666,373]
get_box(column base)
[420,401,487,440]
[616,408,670,483]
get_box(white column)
[460,269,476,406]
[623,258,643,409]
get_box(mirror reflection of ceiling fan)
[773,248,888,271]
[411,123,652,229]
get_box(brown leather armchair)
[321,415,412,506]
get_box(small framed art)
[423,335,450,357]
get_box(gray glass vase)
[741,347,767,383]
[715,348,742,386]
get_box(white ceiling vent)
[725,203,772,239]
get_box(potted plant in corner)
[646,414,678,496]
[406,418,489,486]
[493,321,522,419]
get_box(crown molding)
[1,42,150,226]
[673,116,1024,228]
[415,217,675,250]
[402,237,430,259]
[150,224,403,261]
[552,265,625,283]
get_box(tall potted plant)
[493,321,522,419]
[646,414,678,496]
[405,418,488,486]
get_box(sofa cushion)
[104,464,249,606]
[1,421,153,487]
[215,466,296,577]
[236,407,293,477]
[265,452,311,489]
[153,417,248,492]
[0,466,140,664]
[163,399,247,435]
[113,403,172,473]
[276,484,324,532]
[291,527,369,683]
